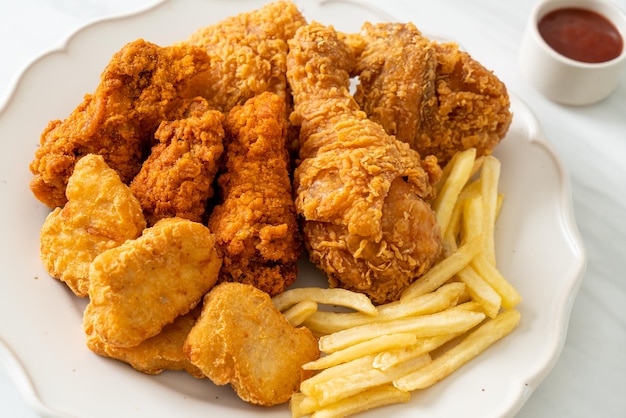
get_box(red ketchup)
[538,7,623,63]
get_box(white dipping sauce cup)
[518,0,626,105]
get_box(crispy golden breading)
[130,97,225,226]
[83,217,221,348]
[29,39,212,208]
[84,307,204,377]
[39,154,146,297]
[353,22,437,147]
[287,23,442,304]
[182,0,306,112]
[184,282,319,406]
[208,92,301,296]
[352,23,512,165]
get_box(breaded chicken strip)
[184,283,319,406]
[208,92,301,296]
[84,306,204,378]
[182,0,306,112]
[40,154,146,297]
[83,217,221,348]
[287,23,442,304]
[352,22,512,165]
[30,39,212,208]
[131,97,225,226]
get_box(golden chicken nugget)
[184,282,320,406]
[40,154,146,297]
[84,306,204,378]
[84,217,221,348]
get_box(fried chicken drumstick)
[29,39,212,208]
[353,22,512,165]
[287,23,442,304]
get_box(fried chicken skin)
[130,97,225,226]
[30,39,212,208]
[39,154,146,297]
[287,23,442,304]
[182,0,306,112]
[84,306,204,378]
[208,92,301,296]
[352,22,512,165]
[184,283,319,406]
[353,22,437,148]
[83,217,221,348]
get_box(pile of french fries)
[272,148,522,418]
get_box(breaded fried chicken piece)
[208,92,301,296]
[182,0,306,112]
[130,97,225,226]
[84,306,204,378]
[84,217,221,348]
[352,22,512,165]
[184,283,319,406]
[287,23,442,304]
[40,154,146,297]
[30,39,212,208]
[353,22,437,148]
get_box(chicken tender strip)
[40,154,146,297]
[84,306,204,378]
[208,92,301,296]
[30,39,212,208]
[184,283,320,406]
[84,217,221,348]
[131,97,225,226]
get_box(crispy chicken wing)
[30,39,212,208]
[208,92,301,296]
[83,217,221,348]
[287,23,442,304]
[130,97,225,226]
[39,154,146,297]
[352,22,512,165]
[184,282,319,406]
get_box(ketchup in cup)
[538,7,623,63]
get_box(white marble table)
[1,0,624,417]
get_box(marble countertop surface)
[1,0,624,417]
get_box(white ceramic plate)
[0,0,586,417]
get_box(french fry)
[462,195,484,243]
[290,392,321,418]
[471,253,522,309]
[433,148,477,235]
[479,156,501,265]
[307,385,410,418]
[304,282,466,335]
[400,234,483,301]
[304,354,430,406]
[272,287,377,316]
[373,333,461,371]
[303,333,418,370]
[282,299,318,327]
[456,266,502,318]
[318,309,486,353]
[394,309,521,391]
[300,356,375,395]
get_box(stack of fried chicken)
[29,0,512,408]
